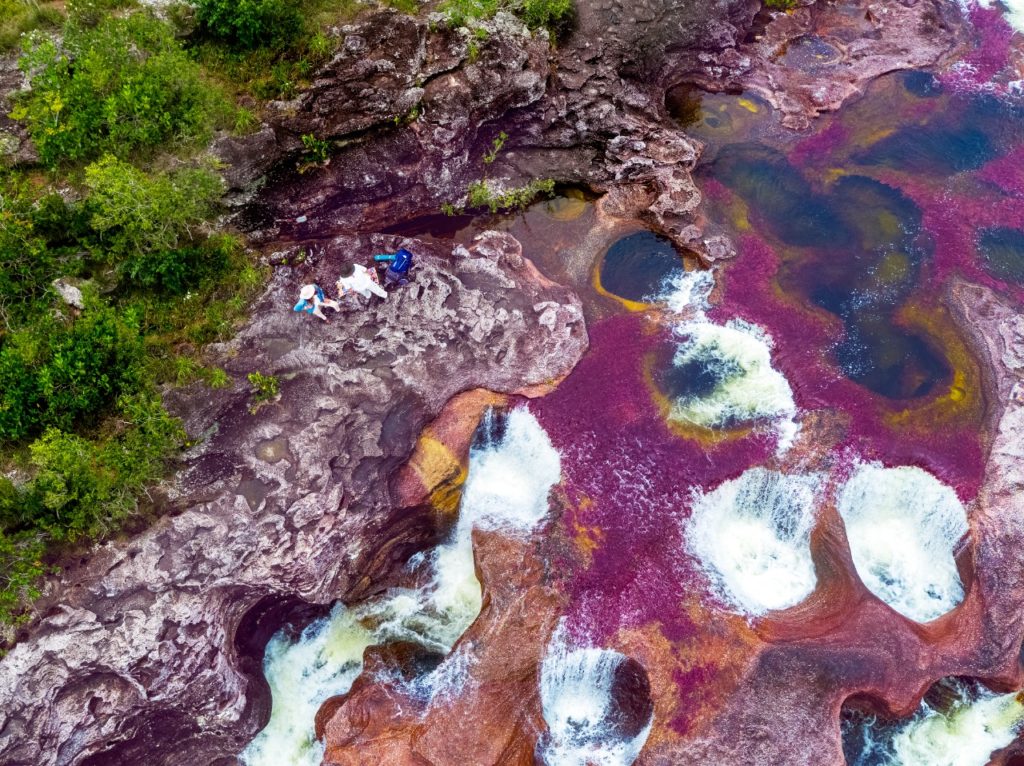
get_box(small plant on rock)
[301,133,331,165]
[483,131,507,164]
[464,178,556,213]
[247,372,280,409]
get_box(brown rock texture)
[317,529,564,766]
[690,0,969,129]
[0,231,586,766]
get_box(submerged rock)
[0,231,586,766]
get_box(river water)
[242,5,1024,763]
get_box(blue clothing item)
[293,285,325,314]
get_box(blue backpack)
[390,248,413,274]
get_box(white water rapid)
[837,462,969,623]
[240,407,561,766]
[539,627,653,766]
[850,679,1024,766]
[658,270,800,453]
[686,467,822,615]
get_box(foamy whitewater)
[851,680,1024,766]
[539,627,653,766]
[658,270,799,453]
[240,408,561,766]
[686,468,823,615]
[837,462,969,623]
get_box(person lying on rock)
[293,283,340,321]
[374,247,414,287]
[337,262,388,301]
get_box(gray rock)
[52,279,85,310]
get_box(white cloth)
[338,265,387,299]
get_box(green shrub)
[301,133,331,164]
[0,529,46,626]
[193,0,303,50]
[0,184,59,317]
[483,131,506,164]
[247,371,279,402]
[13,13,225,165]
[520,0,573,33]
[20,392,183,540]
[439,0,499,29]
[84,155,225,291]
[0,304,145,442]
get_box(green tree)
[22,393,183,541]
[84,155,225,291]
[0,304,145,442]
[85,156,222,255]
[193,0,303,50]
[13,13,224,165]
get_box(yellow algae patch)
[592,258,656,312]
[863,126,896,146]
[396,389,506,515]
[875,250,912,284]
[726,197,752,232]
[737,97,760,114]
[823,167,849,184]
[543,190,589,221]
[886,301,984,430]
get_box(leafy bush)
[193,0,303,50]
[520,0,573,33]
[0,187,57,316]
[439,0,500,29]
[301,133,331,164]
[21,393,183,541]
[84,155,225,290]
[0,304,145,442]
[0,529,46,626]
[13,13,225,165]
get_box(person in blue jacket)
[293,283,340,321]
[375,248,414,287]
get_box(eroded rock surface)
[690,0,968,129]
[0,231,586,766]
[316,529,563,766]
[215,0,966,259]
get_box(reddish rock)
[319,529,564,766]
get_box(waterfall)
[847,679,1024,766]
[539,627,654,766]
[837,462,969,623]
[240,407,561,766]
[686,468,822,615]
